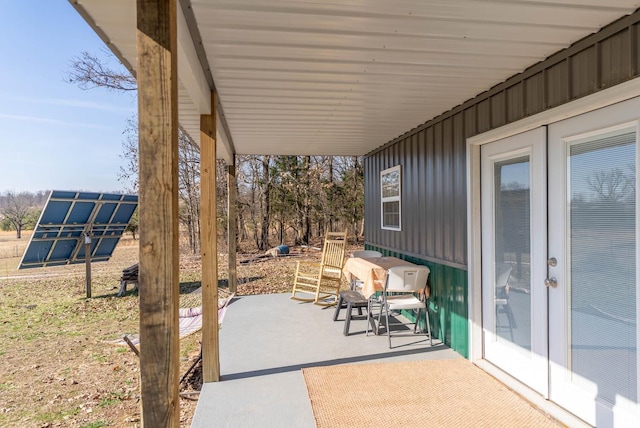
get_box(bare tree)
[586,168,632,203]
[626,162,636,201]
[259,156,272,251]
[178,131,201,254]
[66,49,137,92]
[67,51,216,253]
[236,155,274,250]
[336,156,364,241]
[118,116,140,192]
[0,191,36,239]
[234,155,364,250]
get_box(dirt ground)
[0,230,355,427]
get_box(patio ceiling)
[71,0,640,163]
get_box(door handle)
[544,277,558,288]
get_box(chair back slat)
[385,265,430,293]
[321,230,348,270]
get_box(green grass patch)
[99,397,120,408]
[92,354,107,363]
[99,390,130,408]
[36,407,80,424]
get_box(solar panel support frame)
[19,191,139,298]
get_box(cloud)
[0,113,111,129]
[12,97,135,113]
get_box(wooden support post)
[136,0,180,426]
[201,91,220,382]
[227,160,238,293]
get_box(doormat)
[302,359,561,427]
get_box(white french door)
[548,98,640,427]
[481,127,549,396]
[481,97,640,427]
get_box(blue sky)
[0,1,136,194]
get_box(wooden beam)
[136,0,180,426]
[227,160,238,293]
[201,91,220,382]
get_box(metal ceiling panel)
[19,191,138,269]
[72,0,640,156]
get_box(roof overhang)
[70,0,640,161]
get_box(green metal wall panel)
[366,244,469,358]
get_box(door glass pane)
[569,129,637,405]
[494,156,531,351]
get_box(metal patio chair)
[369,265,432,348]
[495,263,516,340]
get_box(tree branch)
[66,50,137,92]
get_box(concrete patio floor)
[191,293,461,428]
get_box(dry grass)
[0,230,350,427]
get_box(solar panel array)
[19,190,138,269]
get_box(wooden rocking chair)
[290,230,348,306]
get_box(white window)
[381,165,401,230]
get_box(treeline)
[117,126,365,254]
[172,150,365,255]
[232,155,364,251]
[0,152,365,252]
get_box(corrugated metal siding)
[365,14,640,357]
[425,127,435,257]
[366,117,469,269]
[525,72,545,116]
[546,60,570,108]
[506,82,524,123]
[442,118,454,262]
[490,91,506,129]
[476,98,491,134]
[365,14,640,272]
[601,29,632,88]
[417,130,427,255]
[433,122,444,261]
[571,46,597,99]
[453,113,466,266]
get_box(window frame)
[381,165,402,231]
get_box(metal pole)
[84,233,92,298]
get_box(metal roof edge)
[68,0,137,79]
[179,0,236,159]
